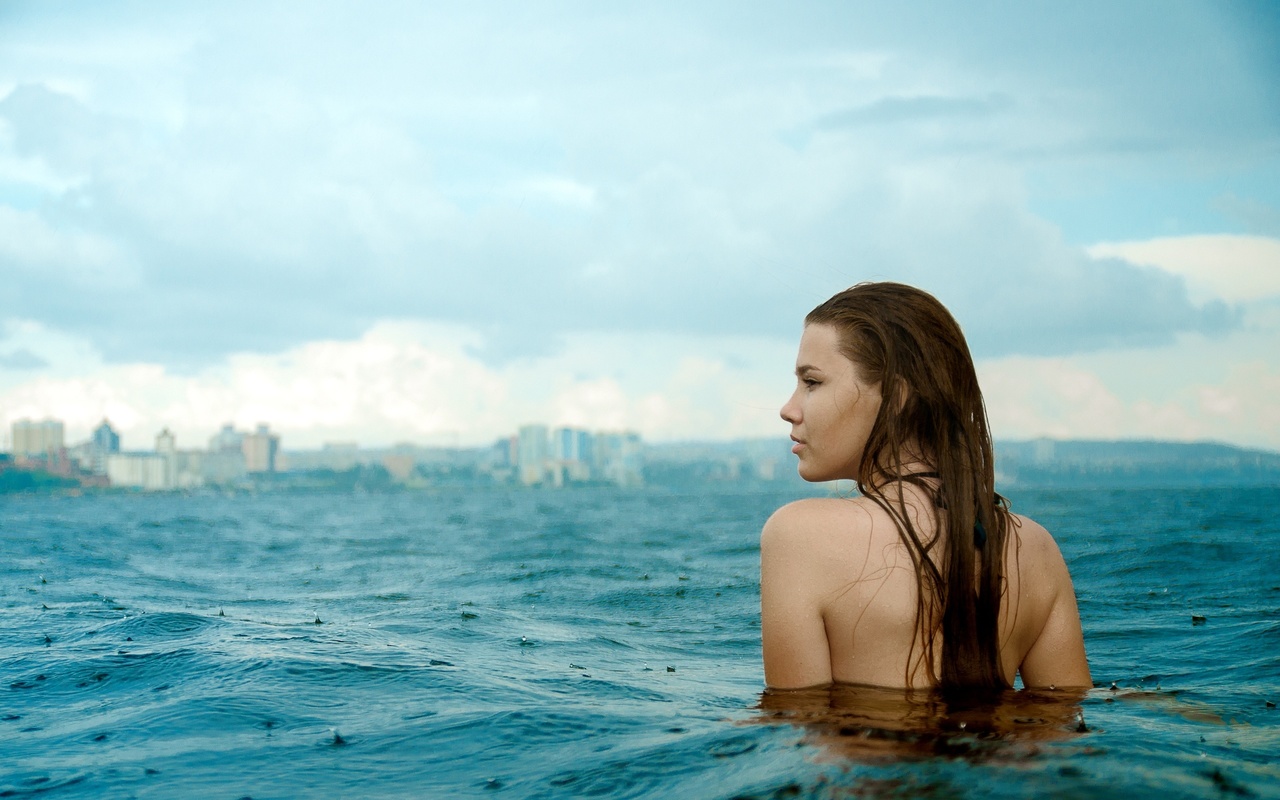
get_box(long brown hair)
[806,282,1011,689]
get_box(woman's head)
[798,282,989,489]
[792,281,1008,688]
[779,322,884,483]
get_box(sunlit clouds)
[0,2,1277,449]
[0,321,794,449]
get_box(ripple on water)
[0,770,91,798]
[3,487,1278,799]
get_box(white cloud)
[979,338,1280,450]
[1088,235,1280,304]
[980,357,1129,441]
[0,321,794,450]
[0,3,1276,451]
[0,5,1261,367]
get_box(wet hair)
[806,281,1011,689]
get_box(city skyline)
[1,3,1277,450]
[4,414,652,490]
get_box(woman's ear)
[889,376,911,413]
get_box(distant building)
[517,424,550,485]
[550,426,593,485]
[154,428,180,486]
[89,419,121,474]
[595,431,644,487]
[242,424,280,473]
[209,424,246,453]
[493,436,517,468]
[107,453,170,490]
[155,428,176,455]
[483,436,518,483]
[200,424,250,484]
[12,418,64,462]
[281,442,364,473]
[320,442,360,471]
[200,449,246,485]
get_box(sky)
[1,1,1278,452]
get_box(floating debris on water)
[1206,766,1252,796]
[1192,615,1207,625]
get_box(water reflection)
[755,683,1090,763]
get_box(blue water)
[2,486,1278,798]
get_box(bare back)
[760,492,1090,690]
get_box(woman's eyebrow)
[795,364,821,378]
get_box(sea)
[2,483,1277,799]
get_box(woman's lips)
[790,438,804,454]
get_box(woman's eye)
[803,378,819,388]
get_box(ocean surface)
[2,484,1277,799]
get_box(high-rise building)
[209,424,246,453]
[550,426,593,485]
[242,424,280,473]
[517,424,549,485]
[88,419,121,474]
[92,419,120,455]
[155,428,176,455]
[155,428,178,487]
[11,418,64,462]
[595,431,644,487]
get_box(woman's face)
[780,323,883,483]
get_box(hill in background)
[643,438,1280,490]
[993,439,1280,488]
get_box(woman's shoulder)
[761,496,881,551]
[1008,513,1064,560]
[1006,513,1073,594]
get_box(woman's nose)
[780,393,799,424]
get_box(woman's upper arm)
[1017,529,1091,689]
[760,505,833,689]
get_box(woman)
[761,282,1090,690]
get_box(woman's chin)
[796,464,831,483]
[796,460,858,484]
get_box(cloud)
[0,1,1272,376]
[0,348,47,370]
[815,93,1014,129]
[1087,235,1280,304]
[1214,195,1280,237]
[980,352,1280,450]
[981,357,1130,440]
[0,321,793,448]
